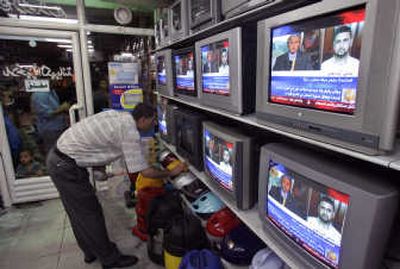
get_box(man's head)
[221,49,228,65]
[333,26,352,58]
[19,149,33,165]
[318,197,336,224]
[287,35,301,54]
[280,175,292,194]
[222,147,230,164]
[206,51,213,63]
[132,103,156,132]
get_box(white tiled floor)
[0,176,163,269]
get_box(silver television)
[258,143,398,269]
[169,0,189,42]
[203,121,257,210]
[172,46,199,103]
[221,0,320,19]
[256,0,400,155]
[188,0,221,34]
[196,26,257,115]
[156,49,174,96]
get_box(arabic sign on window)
[0,0,67,18]
[24,79,50,92]
[1,64,73,80]
[108,62,139,85]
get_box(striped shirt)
[57,110,149,173]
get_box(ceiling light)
[8,14,77,24]
[57,44,72,48]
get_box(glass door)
[0,27,86,204]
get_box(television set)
[156,49,174,96]
[258,143,398,269]
[169,0,189,42]
[256,0,400,155]
[196,26,257,115]
[158,98,178,145]
[188,0,221,34]
[203,121,257,210]
[173,46,198,102]
[174,109,206,171]
[160,7,170,46]
[221,0,320,19]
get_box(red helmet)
[206,208,241,237]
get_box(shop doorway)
[0,27,86,204]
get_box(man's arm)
[134,162,187,179]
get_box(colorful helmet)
[163,214,209,257]
[221,224,266,266]
[191,192,224,216]
[179,249,223,269]
[173,172,197,190]
[135,173,164,192]
[250,248,285,269]
[206,208,241,238]
[181,179,208,201]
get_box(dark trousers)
[46,147,120,265]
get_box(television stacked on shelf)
[256,0,400,155]
[172,47,198,102]
[158,97,178,145]
[154,8,170,48]
[187,0,221,34]
[195,26,257,115]
[174,109,206,171]
[169,0,189,42]
[202,121,258,210]
[156,49,174,96]
[221,0,321,19]
[258,143,398,269]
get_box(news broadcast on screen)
[269,7,365,114]
[201,39,230,96]
[157,55,167,86]
[174,51,195,92]
[204,128,234,191]
[267,161,349,269]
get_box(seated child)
[16,149,45,178]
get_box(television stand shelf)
[155,92,400,172]
[160,138,312,269]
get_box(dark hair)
[132,103,155,121]
[20,148,33,156]
[334,25,352,39]
[319,196,335,210]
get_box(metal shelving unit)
[154,0,319,52]
[160,138,309,269]
[156,92,400,171]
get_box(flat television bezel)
[169,0,189,42]
[256,0,400,154]
[159,7,170,47]
[203,121,256,210]
[174,109,205,171]
[196,27,243,114]
[188,0,220,32]
[156,49,174,97]
[258,143,398,269]
[172,46,199,102]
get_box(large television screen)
[266,161,349,269]
[269,7,365,114]
[204,128,234,191]
[157,55,167,86]
[174,51,195,92]
[180,126,195,154]
[201,39,230,96]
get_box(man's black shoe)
[102,255,139,269]
[84,255,96,264]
